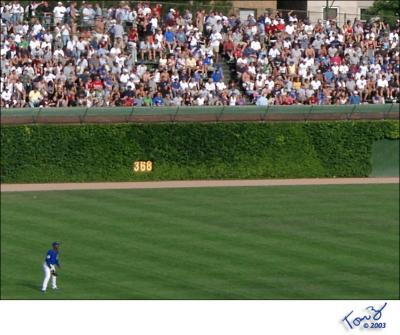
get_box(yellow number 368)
[133,161,153,172]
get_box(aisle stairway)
[219,60,234,85]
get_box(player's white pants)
[42,262,57,291]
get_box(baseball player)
[41,242,61,292]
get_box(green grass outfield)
[1,184,399,299]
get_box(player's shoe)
[52,287,58,290]
[41,289,46,293]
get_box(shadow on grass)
[19,280,41,294]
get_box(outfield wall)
[1,121,399,183]
[1,104,399,124]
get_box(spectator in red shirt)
[92,76,104,90]
[128,28,138,42]
[282,93,294,105]
[233,46,242,59]
[309,95,317,105]
[265,23,275,36]
[275,20,285,32]
[86,79,94,92]
[330,54,342,65]
[152,4,162,19]
[123,96,135,106]
[223,38,235,61]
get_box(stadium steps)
[220,60,234,85]
[220,58,251,103]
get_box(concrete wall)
[230,1,374,24]
[232,0,277,16]
[307,0,374,26]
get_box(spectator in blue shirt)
[319,55,330,67]
[171,79,181,97]
[349,91,361,105]
[212,66,223,83]
[194,70,202,83]
[256,94,269,106]
[152,92,164,106]
[318,89,327,105]
[203,55,212,66]
[324,69,334,83]
[176,27,187,44]
[164,27,175,49]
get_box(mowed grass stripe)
[1,184,398,299]
[64,192,396,288]
[6,217,394,299]
[73,188,397,255]
[11,202,394,263]
[2,197,267,298]
[4,228,253,299]
[2,188,396,300]
[102,186,399,252]
[14,197,394,286]
[1,189,398,284]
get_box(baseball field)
[1,181,399,300]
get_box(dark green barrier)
[1,121,399,183]
[1,104,399,120]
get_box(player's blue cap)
[52,242,60,247]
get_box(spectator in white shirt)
[229,94,237,106]
[268,45,280,59]
[310,78,321,91]
[10,2,24,24]
[180,79,189,92]
[44,71,56,83]
[339,64,349,79]
[377,75,389,97]
[298,60,308,77]
[288,11,298,23]
[266,78,275,91]
[32,21,43,35]
[61,24,71,47]
[196,95,205,106]
[210,30,222,61]
[205,79,216,92]
[356,75,367,102]
[1,88,12,108]
[53,47,65,60]
[53,2,66,26]
[216,81,226,91]
[250,39,261,52]
[119,69,130,85]
[285,22,295,35]
[305,55,314,67]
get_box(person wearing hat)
[41,242,61,292]
[349,90,361,105]
[53,2,66,26]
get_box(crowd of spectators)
[0,1,399,109]
[239,10,400,106]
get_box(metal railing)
[1,104,398,124]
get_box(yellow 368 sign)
[133,161,153,172]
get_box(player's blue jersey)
[45,249,60,267]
